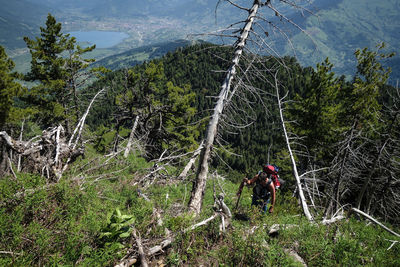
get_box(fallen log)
[351,208,400,238]
[0,88,104,180]
[132,228,148,267]
[115,198,230,267]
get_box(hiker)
[241,164,278,213]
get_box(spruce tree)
[288,58,344,167]
[115,61,199,158]
[23,13,96,129]
[0,45,25,129]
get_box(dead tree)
[188,0,314,215]
[124,115,140,158]
[273,73,313,221]
[188,0,262,215]
[0,88,104,181]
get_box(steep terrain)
[91,39,195,70]
[284,0,400,80]
[0,0,51,51]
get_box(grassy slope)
[287,0,400,80]
[1,146,399,266]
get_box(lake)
[68,31,129,48]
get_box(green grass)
[0,144,399,266]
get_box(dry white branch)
[132,228,148,267]
[283,248,308,267]
[385,239,399,250]
[124,115,139,158]
[186,213,219,232]
[321,214,346,225]
[274,72,313,221]
[0,250,23,256]
[177,141,204,180]
[7,157,17,180]
[69,88,105,149]
[351,208,400,238]
[268,224,299,236]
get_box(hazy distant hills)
[24,0,222,19]
[284,0,400,80]
[0,0,50,50]
[2,0,400,80]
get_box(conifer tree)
[115,61,198,158]
[0,45,25,129]
[288,58,344,166]
[23,13,96,129]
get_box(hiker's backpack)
[263,164,281,190]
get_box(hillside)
[3,0,400,80]
[1,16,400,265]
[0,150,398,266]
[285,0,400,81]
[92,39,195,70]
[0,0,51,51]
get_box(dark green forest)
[1,12,399,267]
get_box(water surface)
[68,31,129,48]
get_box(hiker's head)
[259,171,269,183]
[260,171,268,179]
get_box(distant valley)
[1,0,400,81]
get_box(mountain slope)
[92,39,195,70]
[285,0,400,80]
[0,0,51,50]
[3,0,399,80]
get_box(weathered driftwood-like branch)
[0,250,23,256]
[274,73,313,222]
[385,239,399,250]
[321,214,346,225]
[268,224,299,236]
[351,208,400,238]
[8,157,17,180]
[17,118,26,172]
[283,248,308,267]
[132,228,148,267]
[123,115,140,158]
[177,141,204,180]
[69,88,105,149]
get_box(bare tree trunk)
[356,141,386,209]
[124,115,139,158]
[17,118,25,172]
[188,0,261,215]
[274,73,313,221]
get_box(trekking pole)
[234,179,246,211]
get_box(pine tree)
[115,61,199,158]
[288,58,344,166]
[23,13,96,129]
[0,45,25,129]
